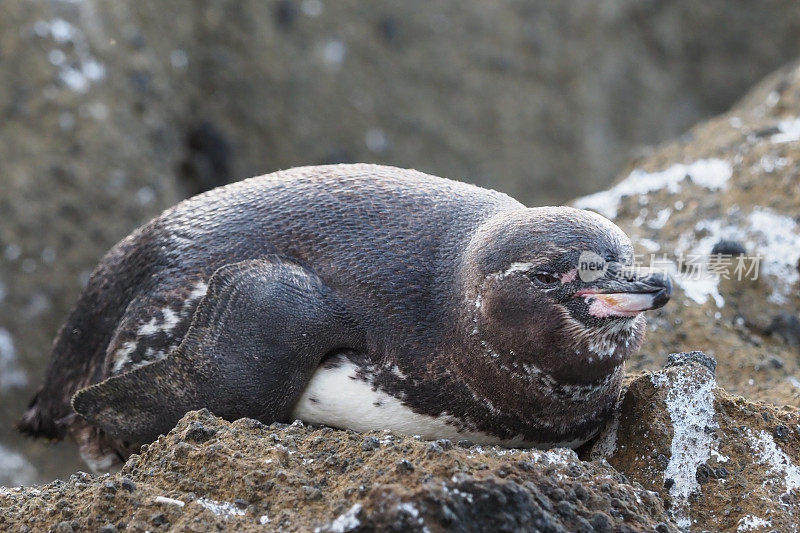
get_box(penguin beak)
[575,263,672,317]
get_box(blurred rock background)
[1,0,800,484]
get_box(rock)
[333,476,663,533]
[573,61,800,407]
[4,356,794,532]
[425,442,443,455]
[183,420,218,443]
[711,240,747,256]
[769,312,800,347]
[665,351,717,374]
[590,355,800,531]
[435,439,453,451]
[52,522,74,533]
[101,480,117,494]
[0,410,674,532]
[395,459,414,474]
[2,215,796,524]
[361,437,380,451]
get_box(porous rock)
[591,353,800,532]
[3,354,799,531]
[0,410,674,532]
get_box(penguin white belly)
[291,358,459,437]
[290,357,584,448]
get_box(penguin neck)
[449,321,625,444]
[460,326,623,392]
[458,296,639,391]
[465,291,642,383]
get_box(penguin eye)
[531,272,559,285]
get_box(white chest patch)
[290,357,587,449]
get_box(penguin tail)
[17,389,69,440]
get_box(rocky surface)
[591,353,800,532]
[574,60,800,409]
[2,355,799,532]
[0,409,675,533]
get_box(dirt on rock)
[3,353,799,531]
[590,353,800,532]
[0,409,675,532]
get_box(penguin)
[18,164,671,472]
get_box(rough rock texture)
[3,355,799,532]
[591,355,800,532]
[573,61,800,408]
[4,0,800,485]
[0,409,675,532]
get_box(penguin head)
[464,206,672,382]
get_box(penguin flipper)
[72,257,353,445]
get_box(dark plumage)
[18,164,671,471]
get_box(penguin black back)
[19,165,517,439]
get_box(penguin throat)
[468,305,642,386]
[454,330,626,445]
[576,316,643,362]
